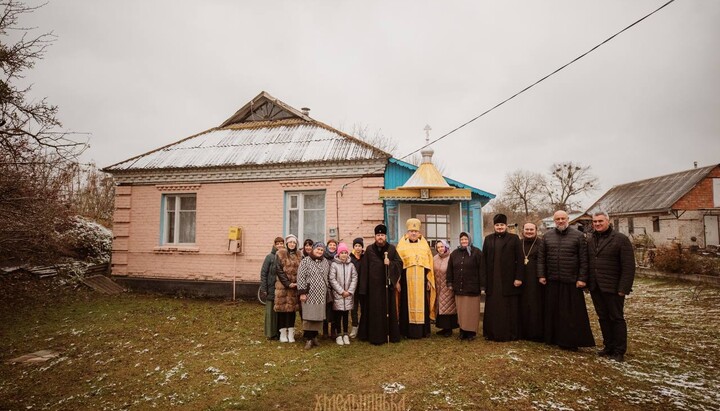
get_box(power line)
[337,0,677,192]
[398,0,677,161]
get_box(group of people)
[258,209,636,361]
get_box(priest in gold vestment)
[396,218,437,339]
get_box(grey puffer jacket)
[587,227,636,294]
[537,227,588,283]
[329,256,358,311]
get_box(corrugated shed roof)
[587,165,718,214]
[105,119,389,172]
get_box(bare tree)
[544,162,599,211]
[501,169,547,216]
[346,123,398,156]
[1,1,86,162]
[0,1,89,264]
[69,163,115,228]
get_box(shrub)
[652,244,719,276]
[58,216,112,263]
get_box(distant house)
[541,212,590,232]
[586,164,720,248]
[102,92,494,297]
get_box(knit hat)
[337,242,349,254]
[313,241,326,250]
[374,224,387,235]
[285,234,298,244]
[352,237,364,247]
[493,214,508,225]
[406,218,421,231]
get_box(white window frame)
[162,194,197,245]
[285,191,325,243]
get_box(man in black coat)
[357,224,402,345]
[538,210,595,351]
[482,214,524,341]
[588,211,636,362]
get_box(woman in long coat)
[260,236,284,340]
[274,234,302,343]
[446,232,484,340]
[433,240,458,337]
[298,242,331,349]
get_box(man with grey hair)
[588,210,635,362]
[537,210,595,351]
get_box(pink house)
[103,92,493,297]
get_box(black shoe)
[608,353,624,362]
[436,329,452,337]
[597,347,613,357]
[465,333,476,341]
[458,330,467,340]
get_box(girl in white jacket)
[329,242,358,345]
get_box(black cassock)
[482,232,524,342]
[357,242,402,345]
[520,237,545,341]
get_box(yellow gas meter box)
[228,226,242,240]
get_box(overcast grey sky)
[18,0,720,207]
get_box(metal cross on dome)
[424,124,431,145]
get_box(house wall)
[111,176,384,284]
[673,165,720,210]
[615,211,706,248]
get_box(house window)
[163,194,196,244]
[286,191,325,243]
[652,216,660,233]
[628,217,635,235]
[416,213,450,249]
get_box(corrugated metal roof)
[587,165,718,214]
[105,119,389,171]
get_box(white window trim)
[285,190,326,242]
[162,193,197,245]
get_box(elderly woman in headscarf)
[433,240,458,337]
[446,232,485,341]
[297,241,331,349]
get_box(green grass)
[1,276,719,410]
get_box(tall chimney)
[301,107,311,116]
[694,161,698,169]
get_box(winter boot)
[349,326,358,338]
[343,334,350,345]
[287,327,296,343]
[279,328,288,343]
[336,336,344,346]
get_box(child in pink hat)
[329,242,358,345]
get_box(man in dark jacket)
[482,214,524,342]
[260,236,285,340]
[538,210,595,351]
[588,211,636,362]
